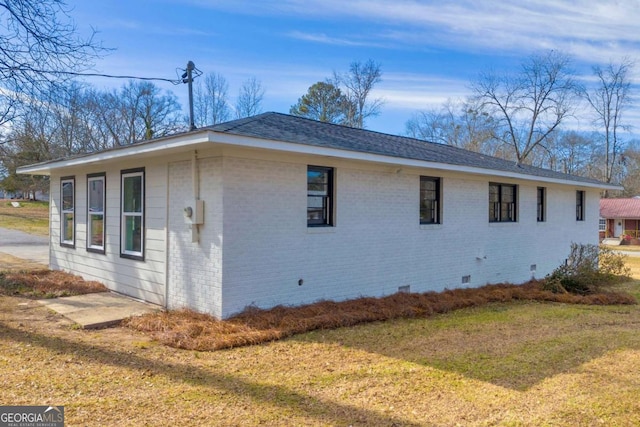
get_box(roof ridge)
[205,112,274,132]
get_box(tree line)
[0,74,266,196]
[405,52,636,196]
[288,52,638,196]
[0,0,637,198]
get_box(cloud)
[374,73,471,110]
[100,18,216,38]
[285,31,388,48]
[194,0,640,63]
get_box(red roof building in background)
[600,198,640,240]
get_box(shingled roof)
[600,198,640,219]
[206,112,609,186]
[17,111,620,189]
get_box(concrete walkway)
[0,227,49,265]
[0,226,161,328]
[39,292,160,329]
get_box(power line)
[9,67,185,85]
[65,71,183,85]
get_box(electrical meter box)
[193,199,204,225]
[184,199,204,225]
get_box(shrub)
[599,246,631,277]
[544,243,630,295]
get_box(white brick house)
[18,113,619,318]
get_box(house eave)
[16,130,212,175]
[17,128,621,190]
[208,132,623,190]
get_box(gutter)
[16,129,622,191]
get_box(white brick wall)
[46,148,601,319]
[167,156,223,317]
[220,155,599,318]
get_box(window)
[420,176,441,224]
[121,169,144,259]
[599,218,606,231]
[87,173,106,253]
[60,177,75,247]
[537,187,546,222]
[489,182,517,222]
[576,190,585,221]
[307,166,334,226]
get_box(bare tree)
[0,94,60,197]
[584,59,634,187]
[235,77,265,119]
[193,72,230,126]
[406,99,500,155]
[0,0,102,127]
[334,59,383,128]
[620,140,640,196]
[471,51,579,164]
[134,82,182,140]
[112,81,181,143]
[70,81,182,147]
[537,130,596,175]
[82,88,131,148]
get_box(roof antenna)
[182,61,196,131]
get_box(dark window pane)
[125,215,142,252]
[90,214,104,246]
[489,185,499,203]
[576,191,585,221]
[62,181,73,211]
[307,166,333,226]
[89,179,104,212]
[307,195,324,209]
[420,177,441,224]
[63,213,74,242]
[489,183,516,222]
[123,175,142,213]
[537,187,545,222]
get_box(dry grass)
[0,269,107,298]
[623,256,640,281]
[602,243,640,251]
[2,200,640,423]
[2,284,640,426]
[0,199,49,235]
[0,252,48,271]
[126,280,636,351]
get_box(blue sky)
[66,0,640,136]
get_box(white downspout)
[164,162,170,310]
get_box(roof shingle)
[207,112,610,186]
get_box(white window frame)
[87,173,106,253]
[599,218,606,231]
[60,177,75,247]
[120,169,144,260]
